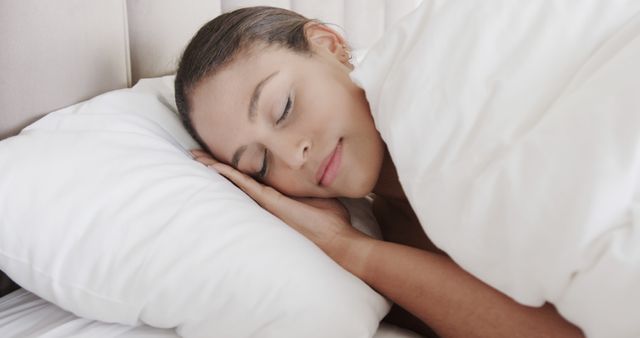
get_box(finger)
[198,157,220,166]
[190,149,215,159]
[190,149,220,166]
[211,163,304,219]
[211,164,355,247]
[190,149,208,157]
[212,163,280,203]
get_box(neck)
[372,146,406,201]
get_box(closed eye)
[276,96,292,125]
[255,148,268,180]
[257,95,292,180]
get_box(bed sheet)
[0,289,423,338]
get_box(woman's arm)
[340,235,583,338]
[195,153,583,338]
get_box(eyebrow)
[248,71,279,122]
[231,70,279,169]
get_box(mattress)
[0,289,423,338]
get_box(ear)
[305,22,351,66]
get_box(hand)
[190,149,374,272]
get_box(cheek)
[267,168,336,198]
[265,169,308,196]
[300,73,351,118]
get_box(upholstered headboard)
[0,0,421,140]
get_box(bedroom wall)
[0,0,421,140]
[126,0,422,83]
[0,0,130,139]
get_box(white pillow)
[0,76,390,338]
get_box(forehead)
[189,46,293,162]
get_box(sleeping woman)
[176,2,640,337]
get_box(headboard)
[0,0,421,140]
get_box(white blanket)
[350,1,640,336]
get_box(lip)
[316,138,343,186]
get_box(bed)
[0,288,425,338]
[0,0,426,337]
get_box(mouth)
[316,138,343,187]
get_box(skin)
[189,22,584,338]
[190,23,385,199]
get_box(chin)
[343,189,370,199]
[343,173,378,199]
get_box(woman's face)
[190,28,384,198]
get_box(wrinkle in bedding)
[351,1,640,336]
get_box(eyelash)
[276,96,292,125]
[257,95,292,179]
[257,149,268,179]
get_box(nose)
[270,136,311,170]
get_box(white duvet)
[350,1,640,336]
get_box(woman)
[175,6,585,337]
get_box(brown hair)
[174,6,317,151]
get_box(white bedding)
[351,1,640,336]
[0,75,396,337]
[0,290,422,338]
